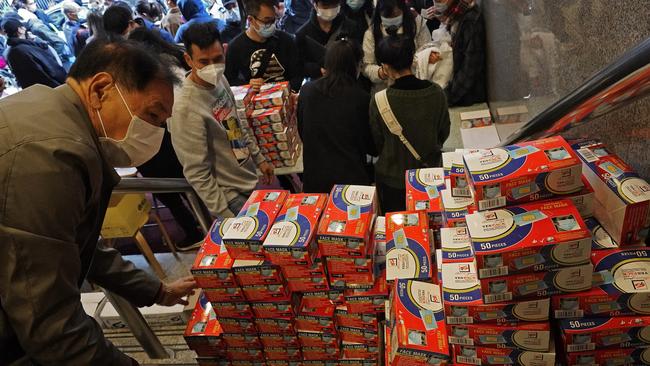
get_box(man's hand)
[250,78,265,91]
[378,67,388,80]
[156,276,197,306]
[258,161,275,185]
[429,52,441,64]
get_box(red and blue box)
[440,184,476,228]
[317,185,377,258]
[183,293,225,357]
[463,136,584,211]
[233,259,284,286]
[566,348,650,366]
[191,218,236,288]
[560,316,650,352]
[405,167,446,227]
[223,190,289,260]
[447,321,551,351]
[452,344,556,366]
[385,211,432,281]
[466,199,592,279]
[440,227,474,263]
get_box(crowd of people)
[0,0,488,364]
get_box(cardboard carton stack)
[232,82,301,168]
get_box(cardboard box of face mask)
[211,301,253,318]
[251,300,295,318]
[585,217,618,250]
[254,317,294,334]
[451,149,483,198]
[335,307,379,330]
[385,211,432,281]
[405,168,446,227]
[281,257,326,278]
[339,326,379,345]
[252,82,289,109]
[552,248,650,319]
[342,342,380,360]
[441,260,550,325]
[223,333,262,348]
[452,343,555,366]
[480,264,593,304]
[463,136,584,211]
[226,348,264,362]
[566,348,650,366]
[203,286,246,303]
[440,227,474,263]
[373,216,387,257]
[301,346,340,361]
[262,193,327,266]
[233,260,283,286]
[388,279,449,366]
[191,218,237,288]
[223,190,289,260]
[326,242,375,276]
[184,294,225,357]
[560,316,650,352]
[467,199,592,279]
[295,310,336,333]
[286,276,330,292]
[344,275,389,313]
[216,317,256,334]
[328,271,375,289]
[242,283,290,302]
[299,290,345,309]
[249,106,287,126]
[317,185,377,258]
[440,185,477,228]
[259,332,300,348]
[339,360,379,366]
[263,347,302,361]
[231,85,254,109]
[571,139,650,245]
[447,322,551,351]
[297,331,339,348]
[542,177,595,219]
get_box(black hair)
[128,26,190,70]
[182,21,221,56]
[87,11,107,38]
[318,36,362,97]
[135,0,161,20]
[243,0,276,18]
[103,4,133,35]
[376,34,414,71]
[12,0,27,10]
[371,0,414,59]
[342,0,373,19]
[314,0,341,7]
[68,38,180,90]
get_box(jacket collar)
[309,10,345,36]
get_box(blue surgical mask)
[556,217,577,231]
[254,21,276,38]
[347,0,365,11]
[381,14,403,28]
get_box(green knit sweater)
[369,80,451,189]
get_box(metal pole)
[185,190,212,234]
[102,290,170,359]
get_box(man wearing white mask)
[170,22,274,219]
[225,0,301,92]
[295,0,359,80]
[0,39,197,365]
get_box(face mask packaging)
[259,332,300,348]
[286,275,330,292]
[203,286,245,302]
[585,217,618,250]
[301,346,340,361]
[242,283,290,302]
[252,81,290,109]
[216,317,256,333]
[263,193,328,266]
[388,279,449,366]
[254,317,295,333]
[339,326,379,345]
[480,263,593,304]
[251,301,295,318]
[442,151,455,179]
[264,347,302,361]
[566,348,650,366]
[299,290,345,309]
[442,260,550,325]
[342,342,380,360]
[223,332,262,348]
[553,248,650,319]
[440,184,477,228]
[385,211,432,282]
[467,199,592,279]
[451,149,482,198]
[226,348,264,362]
[317,185,377,257]
[184,293,226,357]
[297,330,339,348]
[232,259,283,286]
[440,227,474,263]
[447,321,551,351]
[572,139,650,245]
[231,84,254,109]
[343,275,389,313]
[326,237,375,280]
[405,168,446,227]
[211,301,254,318]
[223,190,289,260]
[463,136,584,211]
[373,216,387,258]
[335,306,379,330]
[191,235,236,288]
[281,255,326,278]
[295,304,336,333]
[560,316,650,352]
[452,343,556,366]
[249,106,286,127]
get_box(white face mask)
[317,5,340,21]
[97,84,165,167]
[196,63,225,86]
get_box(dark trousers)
[377,181,406,215]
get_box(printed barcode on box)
[448,336,474,346]
[478,196,507,211]
[484,292,512,304]
[567,343,595,352]
[456,356,482,365]
[577,148,599,163]
[479,267,508,278]
[555,310,584,319]
[452,188,471,197]
[447,316,474,325]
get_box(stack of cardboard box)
[232,82,301,168]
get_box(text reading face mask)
[317,5,340,21]
[97,84,164,168]
[197,63,225,86]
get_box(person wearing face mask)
[433,0,486,106]
[161,0,183,37]
[0,39,198,366]
[361,0,431,93]
[341,0,372,40]
[170,22,275,219]
[174,0,225,44]
[411,0,441,32]
[225,0,301,92]
[295,0,359,80]
[368,35,450,213]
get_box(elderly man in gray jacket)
[0,39,197,365]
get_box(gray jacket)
[0,84,162,365]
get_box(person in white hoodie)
[169,22,274,218]
[361,0,431,93]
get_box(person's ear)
[88,72,114,110]
[320,67,327,76]
[183,52,194,69]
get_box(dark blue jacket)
[174,0,224,43]
[6,37,67,88]
[141,18,175,44]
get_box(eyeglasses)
[252,16,277,26]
